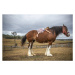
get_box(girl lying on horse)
[37,27,51,37]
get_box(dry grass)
[3,47,73,61]
[2,39,73,61]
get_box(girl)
[37,27,50,37]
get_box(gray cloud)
[3,14,73,39]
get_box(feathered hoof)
[47,54,53,56]
[28,54,33,56]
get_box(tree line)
[3,34,23,39]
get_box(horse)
[21,24,70,56]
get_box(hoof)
[28,54,33,56]
[47,54,53,56]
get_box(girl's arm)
[45,29,51,33]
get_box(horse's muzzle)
[67,32,70,37]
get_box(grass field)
[3,39,73,61]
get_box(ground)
[3,39,73,61]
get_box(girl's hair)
[45,27,49,30]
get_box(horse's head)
[62,24,70,37]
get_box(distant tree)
[11,32,17,47]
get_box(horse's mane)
[50,26,62,36]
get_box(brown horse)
[21,24,70,56]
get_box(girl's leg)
[37,32,39,37]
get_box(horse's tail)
[21,35,27,46]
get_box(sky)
[2,14,73,39]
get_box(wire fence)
[3,43,72,51]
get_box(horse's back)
[36,31,56,43]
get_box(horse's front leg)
[45,45,53,56]
[45,46,48,55]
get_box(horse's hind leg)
[31,41,36,55]
[28,42,33,56]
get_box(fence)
[3,43,72,51]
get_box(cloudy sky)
[2,14,73,39]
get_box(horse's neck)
[50,26,62,36]
[55,26,62,36]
